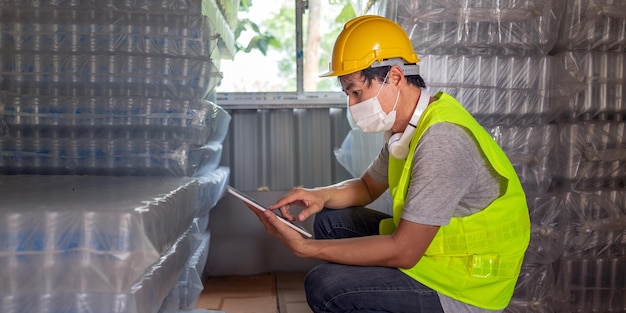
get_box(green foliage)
[316,1,356,91]
[335,2,356,23]
[232,0,358,91]
[234,18,281,55]
[263,1,297,89]
[239,0,252,11]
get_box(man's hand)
[269,187,327,222]
[244,203,312,257]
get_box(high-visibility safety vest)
[379,92,530,310]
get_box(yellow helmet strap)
[371,58,420,76]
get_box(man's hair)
[361,66,427,88]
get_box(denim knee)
[304,264,333,313]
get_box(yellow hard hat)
[320,15,420,77]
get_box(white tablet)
[227,186,313,238]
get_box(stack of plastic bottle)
[0,0,233,177]
[366,1,569,311]
[0,0,237,312]
[335,0,622,312]
[549,1,626,312]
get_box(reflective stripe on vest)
[380,92,530,310]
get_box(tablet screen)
[227,186,313,238]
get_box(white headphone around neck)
[386,90,431,159]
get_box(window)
[217,0,361,94]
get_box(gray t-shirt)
[366,122,505,313]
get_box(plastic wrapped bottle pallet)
[0,137,225,176]
[555,0,626,53]
[0,95,232,176]
[1,226,195,313]
[0,173,230,312]
[555,121,626,191]
[369,0,564,55]
[505,263,556,313]
[0,176,199,296]
[0,0,238,58]
[0,0,236,59]
[0,0,229,15]
[0,9,215,58]
[158,282,182,313]
[155,225,213,312]
[418,54,555,126]
[0,52,220,99]
[490,124,557,194]
[560,191,626,259]
[524,194,568,265]
[0,5,226,99]
[1,96,229,144]
[554,256,626,313]
[0,3,232,177]
[553,51,626,122]
[178,232,211,310]
[193,166,230,219]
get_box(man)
[248,15,530,313]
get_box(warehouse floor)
[196,272,313,313]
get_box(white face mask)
[349,74,400,133]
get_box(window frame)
[216,0,347,109]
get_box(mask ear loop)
[387,89,430,159]
[375,71,390,97]
[380,70,400,112]
[391,87,400,112]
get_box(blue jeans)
[305,207,444,313]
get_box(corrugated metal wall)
[221,107,353,191]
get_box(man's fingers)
[279,205,296,220]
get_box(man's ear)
[389,65,406,88]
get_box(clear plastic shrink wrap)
[490,124,557,194]
[553,51,626,122]
[0,0,218,13]
[505,263,556,313]
[157,284,181,313]
[555,121,626,190]
[0,0,232,311]
[0,96,231,176]
[0,0,232,177]
[193,166,230,219]
[538,190,626,313]
[0,7,223,99]
[0,176,227,312]
[0,91,6,136]
[524,194,568,265]
[177,232,211,310]
[334,129,385,178]
[0,52,219,99]
[554,256,626,313]
[555,0,626,53]
[369,0,564,55]
[0,0,237,59]
[0,9,214,58]
[335,124,558,197]
[0,227,195,313]
[334,130,392,214]
[561,191,626,259]
[0,176,197,294]
[0,137,220,176]
[215,0,240,29]
[419,54,555,126]
[2,95,226,144]
[157,219,211,311]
